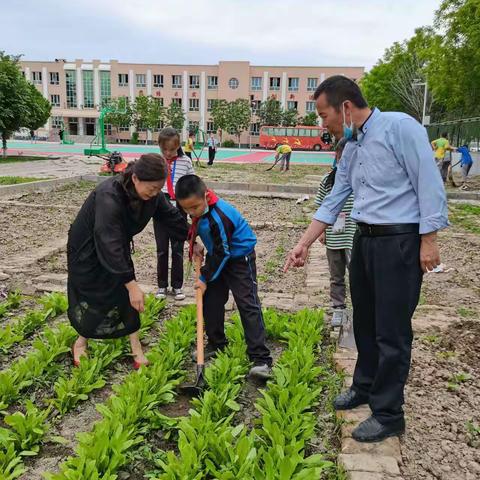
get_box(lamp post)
[412,80,428,126]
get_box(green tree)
[281,108,299,127]
[0,52,51,157]
[104,97,133,135]
[258,96,282,126]
[164,101,185,131]
[210,99,229,143]
[226,99,251,146]
[301,112,318,126]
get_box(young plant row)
[0,296,165,480]
[0,291,22,320]
[0,292,68,354]
[44,305,197,480]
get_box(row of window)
[262,127,323,137]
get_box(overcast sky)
[2,0,440,70]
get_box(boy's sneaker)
[191,344,225,362]
[331,308,346,328]
[249,363,272,380]
[155,288,168,300]
[173,288,186,301]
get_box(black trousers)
[203,252,272,365]
[350,231,423,424]
[208,147,216,165]
[153,211,186,289]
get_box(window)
[32,71,42,84]
[251,100,261,113]
[153,74,163,88]
[286,128,299,136]
[50,94,61,107]
[206,121,215,134]
[288,77,299,91]
[189,98,199,111]
[119,124,130,132]
[50,72,60,85]
[287,101,298,110]
[172,75,182,88]
[136,74,146,87]
[307,77,318,91]
[171,97,182,106]
[273,128,286,136]
[250,77,262,91]
[306,101,316,113]
[118,73,129,87]
[51,116,62,128]
[207,99,215,112]
[65,70,77,108]
[188,120,199,131]
[228,78,239,89]
[154,97,164,106]
[250,123,260,135]
[298,128,308,136]
[189,75,200,89]
[104,124,112,136]
[207,76,218,89]
[270,77,280,90]
[100,71,111,106]
[83,70,94,108]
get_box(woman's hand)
[194,279,207,296]
[318,232,326,245]
[125,280,145,312]
[193,243,205,261]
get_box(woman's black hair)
[124,153,167,182]
[158,127,180,145]
[324,137,348,189]
[175,174,206,200]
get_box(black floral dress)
[67,175,188,339]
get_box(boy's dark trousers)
[208,147,216,165]
[203,251,272,366]
[153,209,187,289]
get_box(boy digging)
[175,174,272,379]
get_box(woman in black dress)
[68,153,188,367]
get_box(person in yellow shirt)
[275,143,293,172]
[431,132,454,182]
[184,132,195,160]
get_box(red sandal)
[133,359,150,370]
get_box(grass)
[0,176,47,185]
[447,371,472,391]
[449,203,480,234]
[0,155,50,163]
[457,306,476,318]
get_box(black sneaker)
[191,344,225,362]
[352,416,405,442]
[333,388,369,410]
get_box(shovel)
[179,256,206,396]
[338,309,357,351]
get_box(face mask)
[342,102,354,140]
[201,204,209,216]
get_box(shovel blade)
[178,364,205,397]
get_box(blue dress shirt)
[314,108,449,234]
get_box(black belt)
[357,223,419,236]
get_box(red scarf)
[166,157,178,200]
[188,189,219,261]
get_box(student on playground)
[154,127,194,301]
[175,174,273,380]
[68,154,188,367]
[457,144,473,190]
[315,138,355,327]
[275,143,292,172]
[207,133,218,166]
[184,131,195,160]
[431,132,455,182]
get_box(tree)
[164,101,185,131]
[301,112,318,126]
[210,99,229,143]
[104,97,133,135]
[0,52,51,157]
[281,108,299,127]
[226,99,251,146]
[258,96,282,126]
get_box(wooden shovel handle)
[194,256,204,365]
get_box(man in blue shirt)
[457,144,473,190]
[284,76,448,442]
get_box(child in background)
[175,174,272,380]
[184,131,195,160]
[457,144,473,190]
[154,127,194,301]
[315,138,356,327]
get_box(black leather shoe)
[352,416,405,443]
[333,388,369,410]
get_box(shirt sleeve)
[391,118,449,234]
[94,191,135,284]
[313,156,353,225]
[153,193,189,241]
[200,210,231,283]
[186,157,195,175]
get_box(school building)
[19,59,364,145]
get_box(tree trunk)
[2,131,7,158]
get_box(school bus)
[259,125,332,151]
